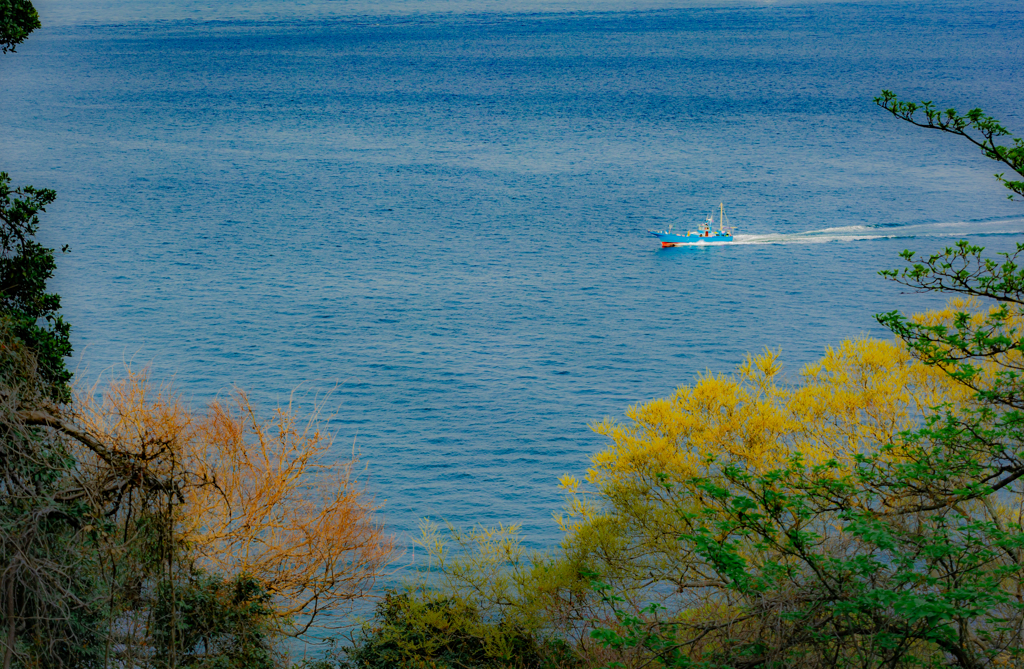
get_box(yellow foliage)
[793,337,974,462]
[73,369,395,633]
[556,334,975,602]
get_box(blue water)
[3,0,1023,554]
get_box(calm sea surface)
[3,0,1023,555]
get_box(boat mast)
[719,202,723,231]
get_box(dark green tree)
[0,0,40,53]
[0,173,72,402]
[0,320,104,669]
[336,589,579,669]
[152,573,278,669]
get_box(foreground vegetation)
[5,1,1024,666]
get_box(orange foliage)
[74,369,395,634]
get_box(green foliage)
[0,14,94,659]
[878,241,1024,413]
[879,240,1024,307]
[683,454,1023,667]
[0,0,40,53]
[0,172,71,402]
[587,576,692,669]
[875,90,1024,200]
[339,589,580,669]
[152,573,278,669]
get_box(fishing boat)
[649,203,734,247]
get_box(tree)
[397,342,991,668]
[0,173,71,402]
[0,111,90,669]
[337,586,580,669]
[0,321,104,669]
[189,389,396,635]
[875,90,1024,200]
[0,0,40,53]
[561,341,992,668]
[151,573,278,669]
[68,369,396,654]
[3,366,395,666]
[0,0,67,400]
[572,97,1024,668]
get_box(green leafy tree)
[0,0,40,53]
[583,96,1024,668]
[876,90,1024,200]
[0,173,71,402]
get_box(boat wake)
[728,218,1024,246]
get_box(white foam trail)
[799,224,873,234]
[727,218,1024,246]
[731,233,896,245]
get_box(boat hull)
[649,230,733,247]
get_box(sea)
[2,0,1023,562]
